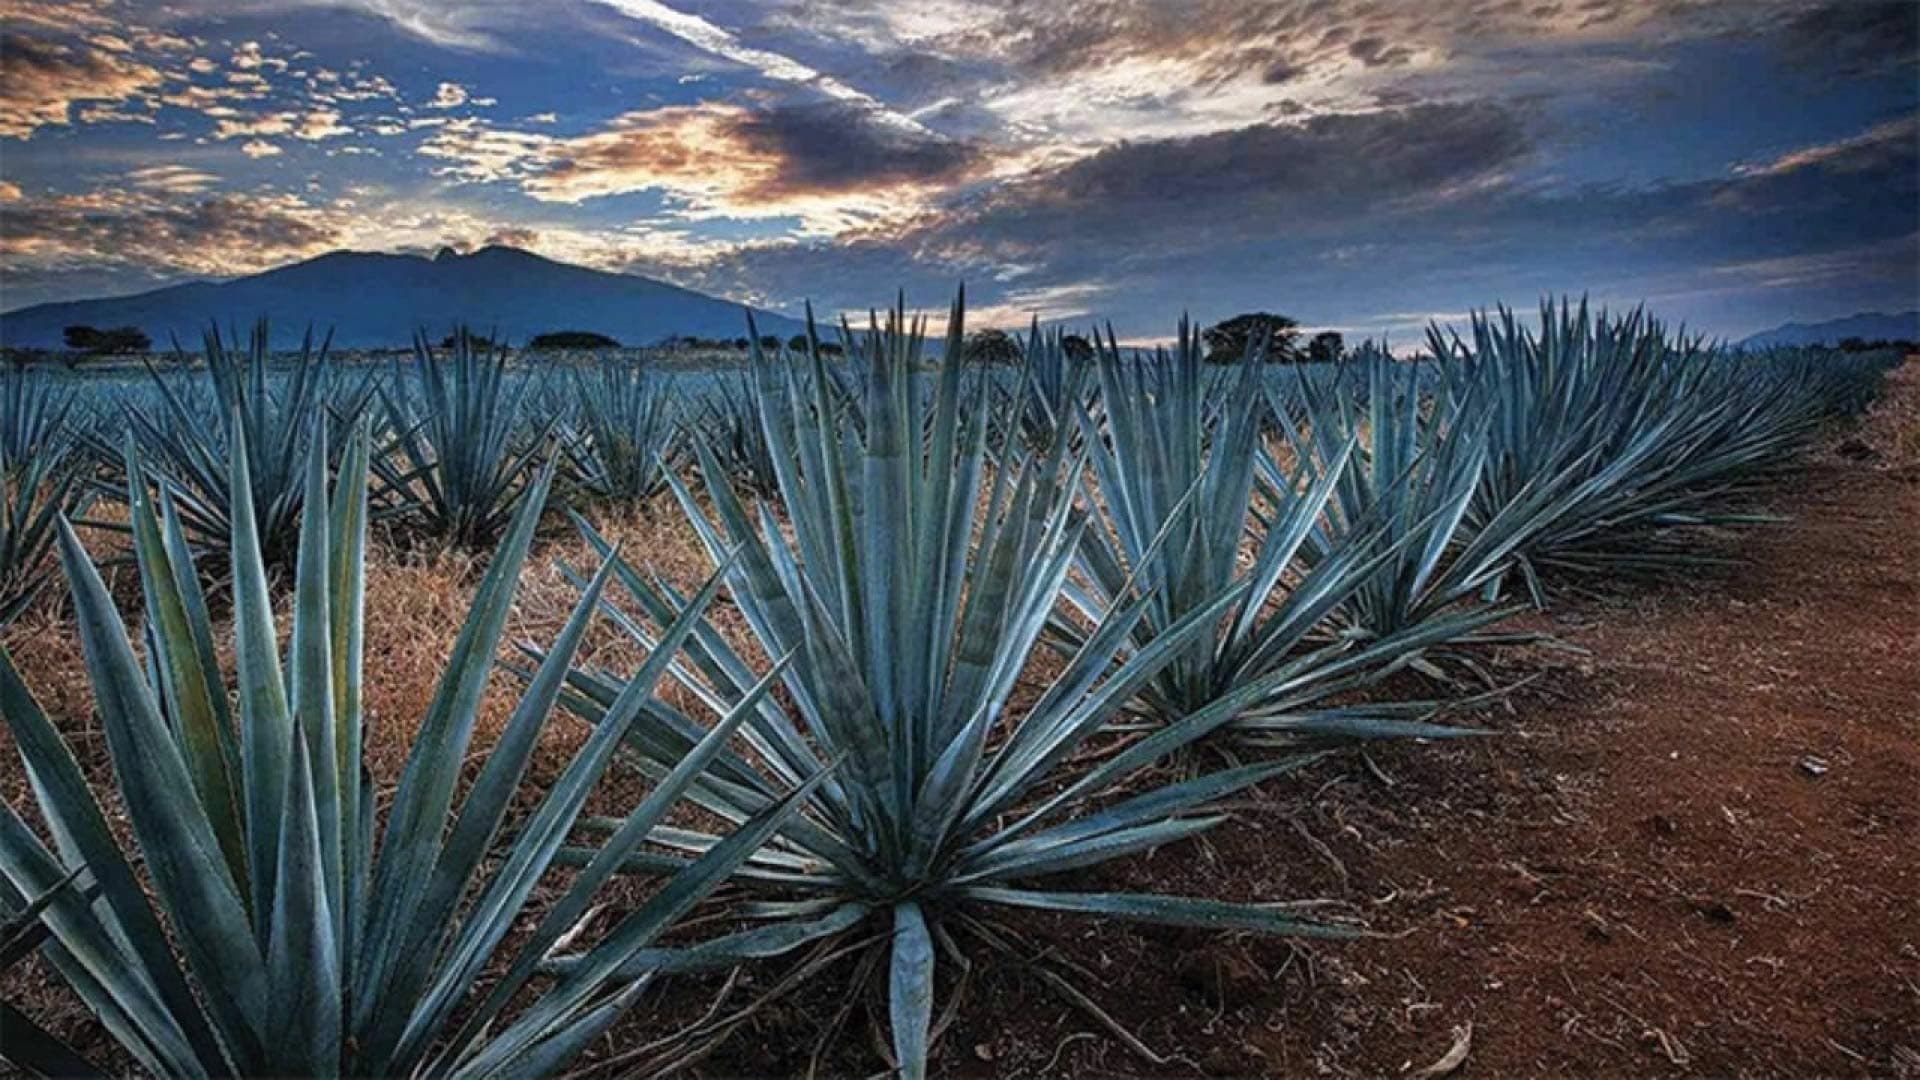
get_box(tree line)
[42,313,1350,362]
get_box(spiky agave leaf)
[548,293,1379,1079]
[1273,347,1520,646]
[560,353,688,504]
[987,319,1095,455]
[374,326,554,549]
[0,361,75,465]
[1428,298,1863,603]
[0,412,820,1077]
[105,319,343,566]
[0,364,90,626]
[689,309,870,503]
[0,869,107,1078]
[1061,322,1486,745]
[691,372,780,500]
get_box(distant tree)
[817,341,845,357]
[1061,334,1094,363]
[63,324,152,354]
[788,334,810,351]
[758,335,783,351]
[1,348,50,369]
[1835,336,1917,353]
[528,330,620,350]
[963,328,1023,366]
[1202,312,1301,363]
[439,331,495,350]
[1307,330,1345,364]
[732,337,751,351]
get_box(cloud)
[596,0,928,131]
[1733,115,1920,179]
[211,108,352,142]
[212,111,295,139]
[0,31,165,138]
[422,100,982,230]
[0,1,119,36]
[0,188,343,281]
[427,80,468,108]
[672,106,1915,336]
[1771,1,1919,76]
[126,165,222,194]
[293,107,351,139]
[921,102,1531,259]
[241,138,282,157]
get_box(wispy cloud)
[596,0,931,133]
[126,164,222,194]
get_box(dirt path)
[894,367,1920,1079]
[1284,394,1920,1077]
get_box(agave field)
[0,297,1902,1078]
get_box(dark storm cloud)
[1772,1,1919,75]
[947,103,1533,248]
[678,105,1917,336]
[1346,36,1413,68]
[722,101,982,197]
[442,99,982,214]
[670,102,1540,319]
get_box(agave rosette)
[110,320,337,566]
[1273,347,1521,648]
[1429,299,1855,601]
[560,353,688,504]
[549,297,1366,1079]
[1,364,90,625]
[0,416,818,1077]
[1061,322,1487,745]
[375,327,552,549]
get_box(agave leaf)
[889,901,935,1080]
[0,1000,107,1079]
[0,654,219,1074]
[356,461,554,1017]
[543,902,870,978]
[964,887,1363,939]
[264,727,341,1076]
[228,415,297,936]
[55,517,270,1065]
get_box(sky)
[0,0,1915,342]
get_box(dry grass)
[1848,353,1920,467]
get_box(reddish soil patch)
[659,370,1918,1078]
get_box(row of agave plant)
[0,320,754,615]
[0,296,1900,1077]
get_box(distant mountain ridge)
[0,245,808,349]
[1738,310,1919,349]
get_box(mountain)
[0,245,808,349]
[1737,310,1920,349]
